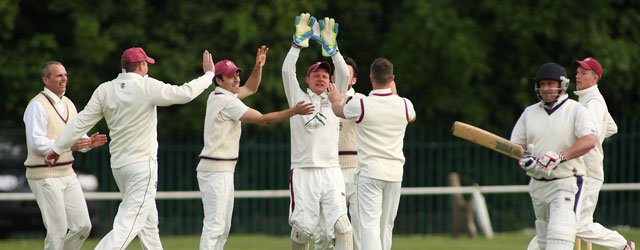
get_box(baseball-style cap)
[215,60,242,77]
[573,57,602,78]
[121,47,155,65]
[306,61,331,76]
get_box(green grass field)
[1,227,638,250]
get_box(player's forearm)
[330,101,346,119]
[561,134,597,160]
[254,109,295,126]
[332,51,349,93]
[281,47,301,106]
[242,65,264,96]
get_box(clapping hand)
[292,101,315,115]
[89,132,108,149]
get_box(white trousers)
[527,177,629,250]
[356,175,401,250]
[314,167,360,250]
[529,177,580,250]
[28,173,92,250]
[197,171,234,250]
[95,160,162,250]
[576,177,628,249]
[289,167,348,236]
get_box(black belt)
[339,151,357,155]
[199,156,238,161]
[25,160,74,168]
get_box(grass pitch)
[1,228,637,249]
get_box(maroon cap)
[122,47,155,65]
[306,61,331,76]
[214,60,242,77]
[573,57,602,78]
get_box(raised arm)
[238,45,268,100]
[240,101,314,126]
[149,50,215,106]
[327,82,346,118]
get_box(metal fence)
[58,118,640,236]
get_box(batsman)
[510,62,597,250]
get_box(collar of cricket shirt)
[369,88,393,96]
[214,86,238,98]
[306,88,327,99]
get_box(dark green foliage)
[2,0,639,134]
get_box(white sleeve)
[221,98,250,121]
[147,72,214,106]
[281,47,305,107]
[53,88,105,154]
[404,98,416,121]
[23,101,58,155]
[604,112,618,139]
[583,99,607,140]
[574,105,597,138]
[343,98,362,121]
[332,52,349,94]
[510,109,528,146]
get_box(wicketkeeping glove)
[293,13,317,48]
[311,17,339,57]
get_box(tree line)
[1,0,638,136]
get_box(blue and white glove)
[311,17,339,57]
[535,151,565,177]
[292,13,317,48]
[519,144,536,171]
[519,156,537,172]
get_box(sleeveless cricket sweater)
[522,99,587,179]
[197,92,242,172]
[338,92,365,169]
[355,93,411,182]
[24,93,76,179]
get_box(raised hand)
[312,17,339,57]
[327,82,343,104]
[203,50,214,73]
[292,101,315,115]
[255,45,269,68]
[293,13,317,48]
[89,132,108,149]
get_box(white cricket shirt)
[343,88,416,182]
[53,71,214,168]
[281,47,349,169]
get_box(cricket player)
[328,57,416,250]
[315,56,366,250]
[511,62,597,250]
[283,13,353,250]
[197,46,313,250]
[572,57,635,250]
[24,61,107,250]
[526,59,635,250]
[45,47,215,250]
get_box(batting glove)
[519,156,537,172]
[311,17,339,57]
[535,151,566,177]
[292,13,317,48]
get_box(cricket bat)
[451,121,524,160]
